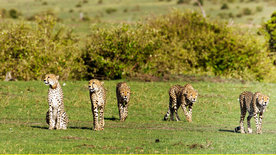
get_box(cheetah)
[44,74,68,130]
[116,82,131,121]
[164,84,198,122]
[88,79,106,131]
[235,91,269,134]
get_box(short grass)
[1,0,276,36]
[1,80,276,153]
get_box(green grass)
[1,80,276,153]
[1,0,275,36]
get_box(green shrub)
[42,1,48,5]
[265,11,276,52]
[221,3,229,10]
[105,8,117,14]
[82,24,161,79]
[256,6,263,12]
[9,9,21,19]
[177,0,191,4]
[0,15,84,80]
[227,0,235,3]
[242,8,252,15]
[83,11,272,81]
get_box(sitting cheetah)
[235,91,269,134]
[88,79,106,131]
[116,82,131,121]
[44,74,68,130]
[164,84,198,122]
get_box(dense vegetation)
[1,10,274,81]
[265,11,276,53]
[0,15,84,80]
[83,10,272,81]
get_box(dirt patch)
[188,140,213,149]
[172,141,184,146]
[135,146,143,150]
[61,136,89,140]
[188,143,204,149]
[77,144,96,148]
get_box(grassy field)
[1,0,276,36]
[1,80,276,153]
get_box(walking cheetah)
[44,74,68,130]
[116,82,131,121]
[88,79,106,131]
[235,91,269,134]
[163,84,198,122]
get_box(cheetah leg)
[163,108,170,121]
[247,114,253,134]
[180,104,191,122]
[118,102,124,121]
[253,113,259,134]
[257,112,263,134]
[175,103,181,121]
[46,110,49,125]
[49,106,56,130]
[99,106,105,130]
[170,97,178,121]
[56,109,62,130]
[239,111,246,134]
[92,103,100,131]
[187,105,193,122]
[60,111,68,130]
[122,103,128,121]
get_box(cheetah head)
[257,94,269,107]
[44,74,59,89]
[184,89,198,103]
[119,86,130,101]
[88,79,103,93]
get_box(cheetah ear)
[56,75,59,80]
[101,81,104,85]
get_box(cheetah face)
[44,74,59,88]
[185,90,198,103]
[258,95,269,107]
[88,79,103,93]
[120,88,130,101]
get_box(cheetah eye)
[92,82,95,84]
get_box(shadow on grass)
[69,126,92,130]
[218,129,235,133]
[104,116,119,121]
[31,126,48,130]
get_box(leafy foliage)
[0,15,84,80]
[265,11,276,52]
[83,10,272,81]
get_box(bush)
[265,11,276,52]
[105,8,117,14]
[0,15,84,80]
[9,9,21,19]
[83,11,272,81]
[256,6,263,12]
[177,0,191,4]
[242,8,252,15]
[221,3,229,10]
